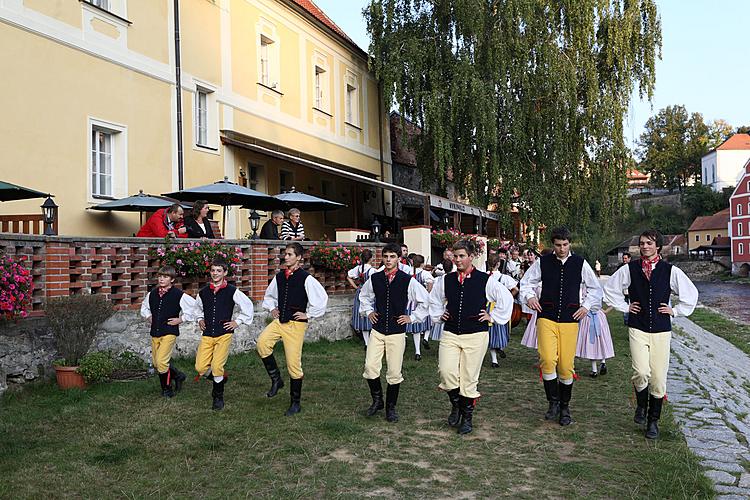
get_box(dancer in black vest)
[194,258,255,410]
[258,242,328,416]
[520,227,602,426]
[140,265,196,397]
[429,240,514,434]
[358,243,429,422]
[604,230,698,439]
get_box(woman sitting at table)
[184,200,216,239]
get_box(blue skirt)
[488,322,509,349]
[350,288,373,331]
[405,304,431,333]
[430,322,444,341]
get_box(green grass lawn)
[0,315,713,498]
[690,307,750,356]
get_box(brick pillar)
[45,241,71,298]
[249,243,270,301]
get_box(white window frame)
[311,52,331,115]
[314,66,326,110]
[88,118,127,202]
[740,243,745,255]
[193,82,218,152]
[739,223,744,237]
[738,204,744,216]
[695,234,699,242]
[344,71,360,127]
[706,234,711,242]
[257,22,280,92]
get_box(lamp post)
[41,196,58,236]
[442,213,450,229]
[371,218,381,242]
[248,210,261,239]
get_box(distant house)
[701,134,750,192]
[687,208,731,252]
[627,168,650,190]
[606,236,639,268]
[729,159,750,276]
[663,234,687,256]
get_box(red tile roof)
[290,0,360,49]
[716,133,750,151]
[688,208,730,231]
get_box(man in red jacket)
[137,204,188,238]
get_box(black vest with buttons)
[444,270,491,335]
[275,269,310,323]
[148,287,184,337]
[538,253,584,324]
[199,284,238,337]
[627,259,673,333]
[370,270,411,335]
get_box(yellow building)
[0,0,392,238]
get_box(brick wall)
[0,235,384,317]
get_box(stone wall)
[673,260,728,279]
[0,296,356,394]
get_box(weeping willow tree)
[366,0,661,238]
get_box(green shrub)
[113,351,147,371]
[77,351,114,384]
[46,294,114,366]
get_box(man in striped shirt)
[281,208,305,241]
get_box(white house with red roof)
[702,134,750,192]
[729,158,750,276]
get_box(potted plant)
[46,294,115,389]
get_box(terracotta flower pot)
[54,365,87,390]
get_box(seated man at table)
[260,210,284,240]
[137,203,188,238]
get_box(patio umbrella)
[0,180,51,202]
[87,190,191,225]
[272,187,347,211]
[164,177,283,232]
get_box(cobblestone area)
[670,316,750,499]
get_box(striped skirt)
[430,322,444,341]
[488,322,510,349]
[350,288,373,332]
[405,303,432,333]
[575,310,615,361]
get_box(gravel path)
[670,315,750,499]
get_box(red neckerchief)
[641,255,660,281]
[210,280,227,294]
[385,267,398,283]
[458,265,474,285]
[157,285,172,297]
[285,265,300,279]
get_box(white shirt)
[261,272,329,319]
[490,270,518,291]
[140,288,198,322]
[358,270,430,324]
[428,271,514,326]
[347,263,375,281]
[519,254,603,312]
[194,287,255,326]
[413,268,435,287]
[603,262,698,317]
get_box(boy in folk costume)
[430,240,514,435]
[347,249,376,347]
[604,230,698,439]
[520,227,602,426]
[194,259,255,410]
[359,243,429,422]
[140,265,196,397]
[406,254,434,361]
[258,243,328,416]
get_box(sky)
[313,0,750,151]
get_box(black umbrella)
[0,180,50,202]
[164,177,283,232]
[88,190,191,226]
[272,187,346,211]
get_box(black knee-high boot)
[158,372,174,398]
[634,386,649,425]
[559,382,573,426]
[543,379,560,420]
[285,378,302,416]
[447,388,461,427]
[261,354,284,397]
[457,396,476,435]
[385,383,400,422]
[169,364,186,393]
[212,379,225,410]
[646,395,664,439]
[366,378,384,416]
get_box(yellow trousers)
[151,335,177,374]
[195,334,233,377]
[257,320,307,379]
[363,330,406,385]
[438,331,488,398]
[629,328,671,398]
[537,318,579,381]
